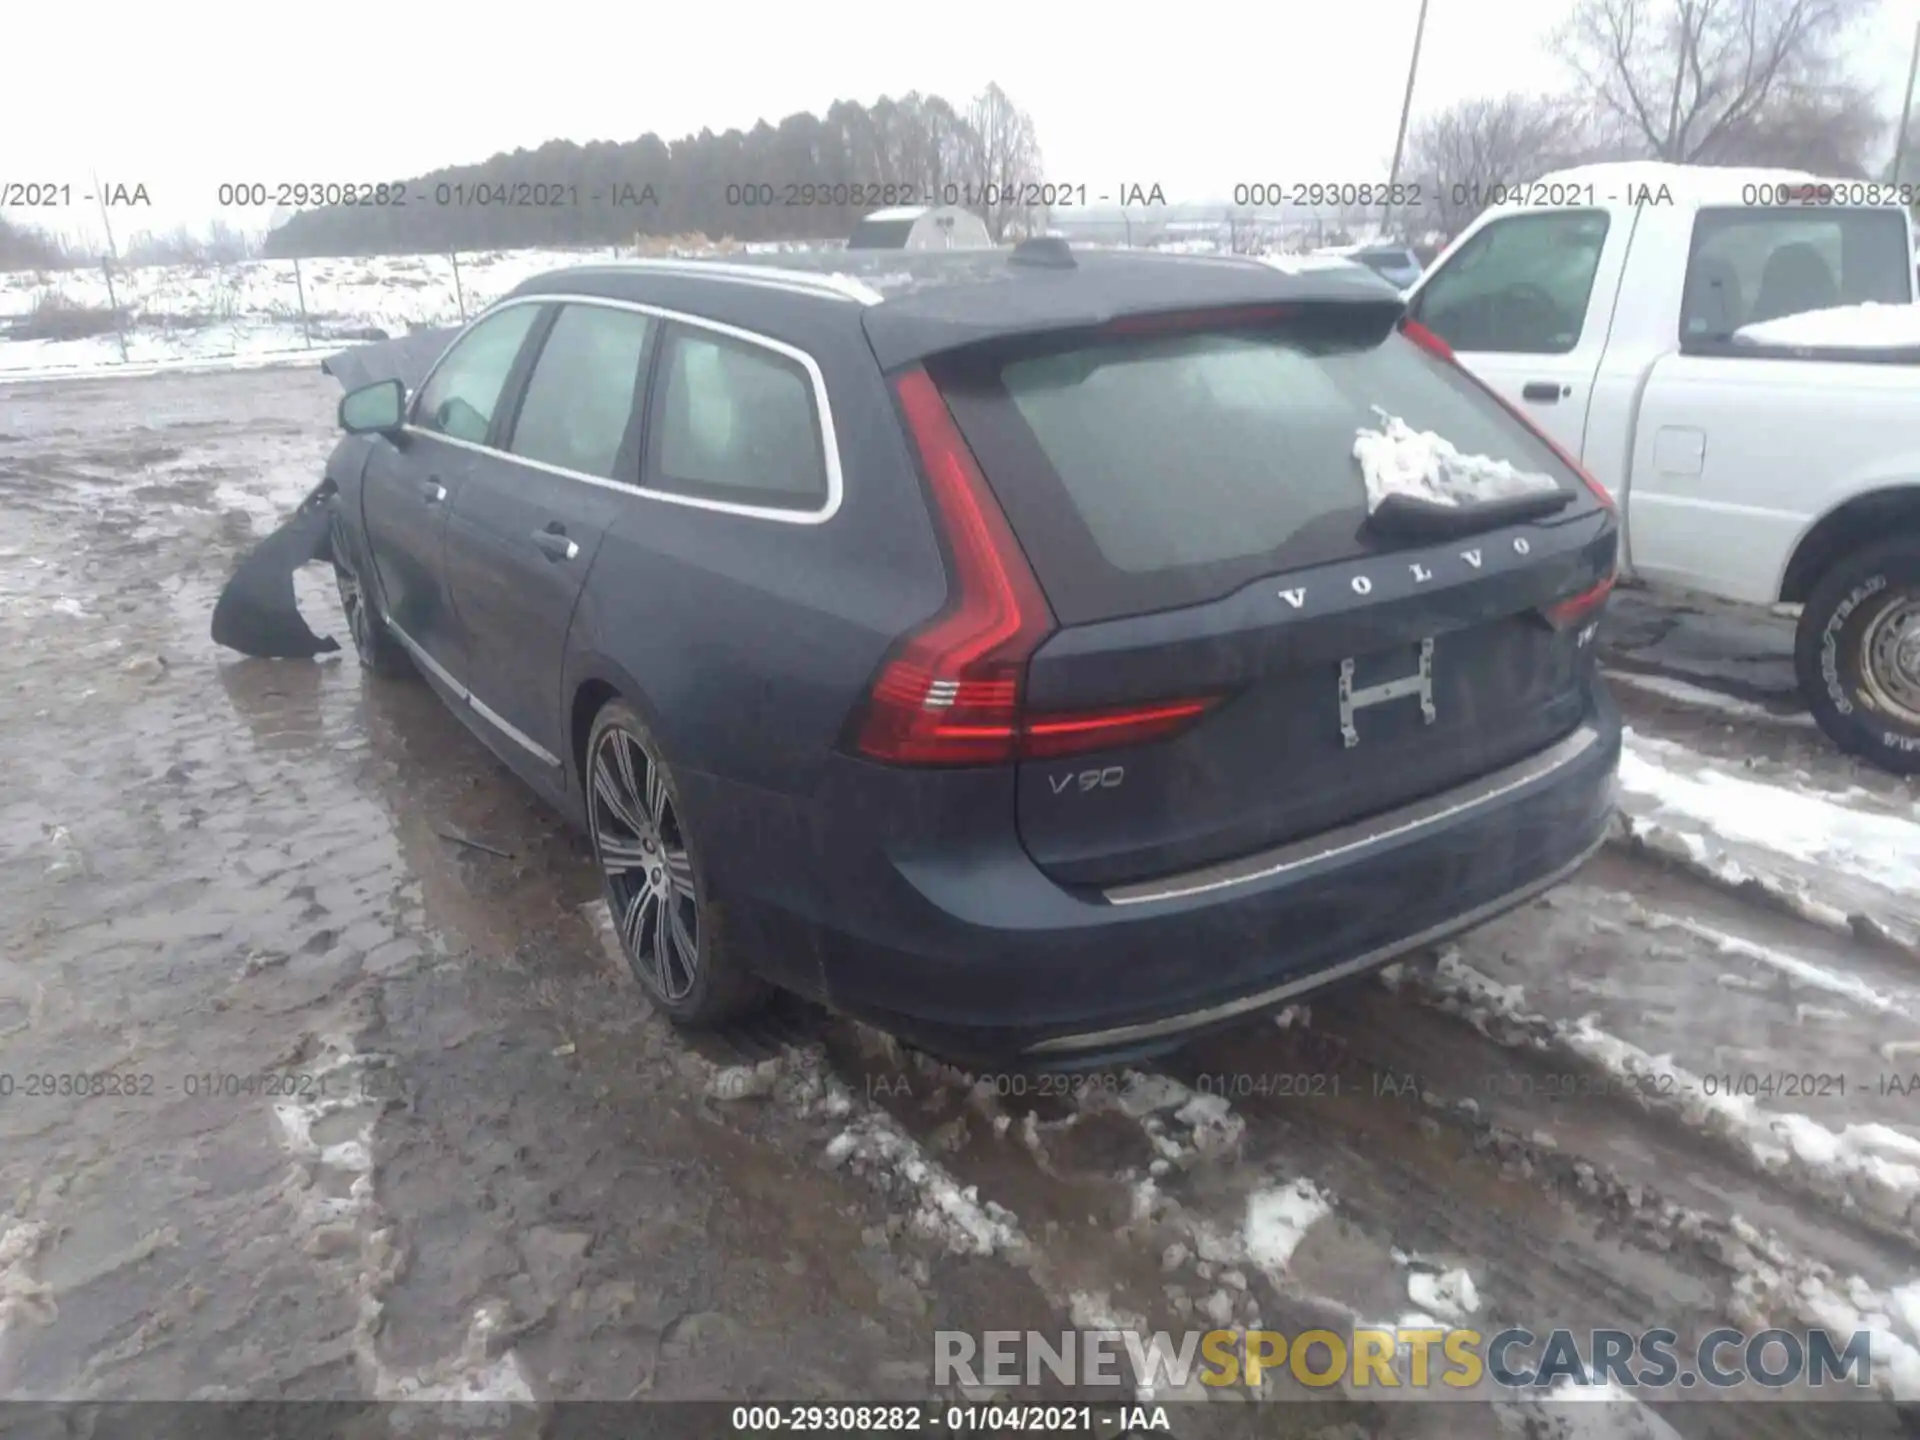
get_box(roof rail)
[592,257,885,305]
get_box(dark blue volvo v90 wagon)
[286,241,1620,1067]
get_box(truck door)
[1405,208,1626,472]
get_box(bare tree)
[1555,0,1876,164]
[1695,79,1885,174]
[1403,93,1600,238]
[963,83,1044,240]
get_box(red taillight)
[1019,698,1219,760]
[1543,570,1617,630]
[1396,317,1616,513]
[853,369,1215,766]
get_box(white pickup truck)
[1400,162,1920,774]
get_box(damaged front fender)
[211,325,464,661]
[209,480,341,659]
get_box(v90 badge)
[1049,765,1125,795]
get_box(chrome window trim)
[1104,723,1601,907]
[402,292,845,525]
[1028,827,1608,1056]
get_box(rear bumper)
[718,689,1621,1067]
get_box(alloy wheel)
[588,726,700,1001]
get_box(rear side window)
[508,304,655,480]
[1681,207,1913,342]
[652,329,827,509]
[1413,210,1610,354]
[938,323,1581,623]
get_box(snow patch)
[1619,731,1920,894]
[1734,301,1920,350]
[1352,408,1563,512]
[1600,669,1816,729]
[1243,1179,1333,1276]
[0,1221,55,1335]
[1420,947,1920,1233]
[1406,1266,1480,1320]
[1657,912,1910,1017]
[823,1113,1023,1257]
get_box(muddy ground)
[2,365,1918,1438]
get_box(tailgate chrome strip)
[1103,723,1601,907]
[1030,826,1608,1056]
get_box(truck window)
[1680,207,1913,343]
[1412,210,1610,356]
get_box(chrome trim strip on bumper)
[1103,723,1601,907]
[1026,827,1609,1056]
[384,615,560,769]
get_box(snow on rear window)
[1352,408,1562,511]
[993,328,1575,577]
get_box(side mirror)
[339,378,406,436]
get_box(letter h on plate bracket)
[1338,638,1436,748]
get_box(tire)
[1794,536,1920,776]
[328,508,414,679]
[584,698,766,1024]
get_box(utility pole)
[1895,19,1920,188]
[1381,0,1433,239]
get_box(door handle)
[532,529,579,562]
[1521,381,1570,402]
[422,480,447,503]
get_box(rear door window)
[1681,206,1913,342]
[936,319,1584,624]
[507,303,656,480]
[1413,210,1610,354]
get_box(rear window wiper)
[1363,490,1572,541]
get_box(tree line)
[258,86,1043,257]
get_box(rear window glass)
[938,324,1579,623]
[1681,207,1913,342]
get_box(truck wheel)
[1794,537,1920,775]
[328,509,414,680]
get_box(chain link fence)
[0,214,1409,378]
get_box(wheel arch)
[1779,485,1920,604]
[565,656,671,820]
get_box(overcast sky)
[3,0,1917,246]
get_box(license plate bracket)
[1338,638,1436,748]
